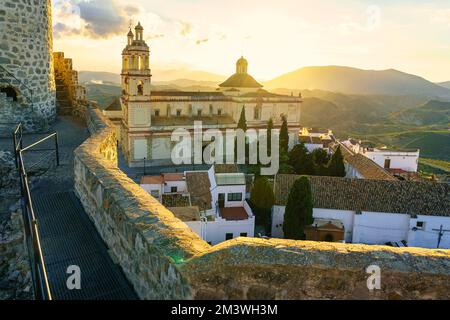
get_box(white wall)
[352,212,410,245]
[364,151,419,172]
[140,183,163,201]
[272,206,355,242]
[163,181,187,193]
[215,185,246,208]
[408,215,450,249]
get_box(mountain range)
[80,66,450,99]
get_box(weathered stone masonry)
[0,0,56,133]
[74,107,450,300]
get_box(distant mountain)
[79,71,121,84]
[79,69,225,85]
[389,100,450,126]
[265,66,450,98]
[438,81,450,89]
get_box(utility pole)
[432,225,450,248]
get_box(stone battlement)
[74,107,450,300]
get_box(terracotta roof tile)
[274,174,450,217]
[186,172,212,211]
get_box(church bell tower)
[120,23,152,161]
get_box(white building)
[107,24,302,167]
[299,127,334,153]
[341,139,420,173]
[140,166,255,245]
[271,175,450,249]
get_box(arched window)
[137,81,144,95]
[1,86,18,102]
[324,234,334,242]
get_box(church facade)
[106,24,302,166]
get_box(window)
[209,104,213,114]
[218,109,222,116]
[227,193,242,202]
[225,233,233,240]
[384,159,391,169]
[137,82,144,95]
[150,190,160,198]
[416,221,425,229]
[197,109,202,117]
[1,86,18,102]
[176,109,182,117]
[240,233,247,237]
[254,105,261,120]
[154,109,160,117]
[171,186,178,193]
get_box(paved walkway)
[1,116,137,300]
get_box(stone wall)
[0,0,56,133]
[74,107,450,300]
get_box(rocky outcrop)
[74,107,450,300]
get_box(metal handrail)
[0,65,34,105]
[13,124,60,300]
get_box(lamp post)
[143,157,146,176]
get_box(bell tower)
[120,23,152,162]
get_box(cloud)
[196,38,209,45]
[52,0,141,39]
[178,21,193,36]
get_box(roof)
[239,89,294,98]
[346,154,396,180]
[140,173,184,184]
[162,173,184,181]
[220,207,249,221]
[186,172,212,210]
[215,173,246,186]
[274,174,450,217]
[219,73,263,88]
[141,175,164,184]
[214,164,239,173]
[162,193,191,208]
[309,218,344,230]
[169,206,201,222]
[104,98,122,111]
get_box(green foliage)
[238,106,247,132]
[278,150,294,174]
[283,176,313,240]
[327,146,346,177]
[267,118,274,155]
[288,143,315,175]
[279,116,289,154]
[250,177,275,231]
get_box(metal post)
[12,131,18,168]
[143,157,146,176]
[55,132,60,166]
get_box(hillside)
[265,66,450,98]
[438,81,450,89]
[390,100,450,126]
[79,69,224,85]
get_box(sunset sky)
[51,0,450,82]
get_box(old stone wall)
[74,107,450,300]
[0,0,56,133]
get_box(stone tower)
[0,0,56,132]
[120,23,152,161]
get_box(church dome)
[219,56,262,89]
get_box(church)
[104,23,302,166]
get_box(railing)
[0,65,34,105]
[13,124,60,300]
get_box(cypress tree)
[328,146,346,177]
[237,105,247,132]
[283,176,313,240]
[279,116,289,154]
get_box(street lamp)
[143,157,146,176]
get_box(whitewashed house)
[299,127,334,153]
[140,166,255,245]
[271,175,450,249]
[341,138,420,173]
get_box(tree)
[237,105,247,132]
[311,148,330,176]
[279,116,289,154]
[288,143,315,175]
[266,118,274,156]
[250,176,275,231]
[327,146,346,177]
[283,176,313,240]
